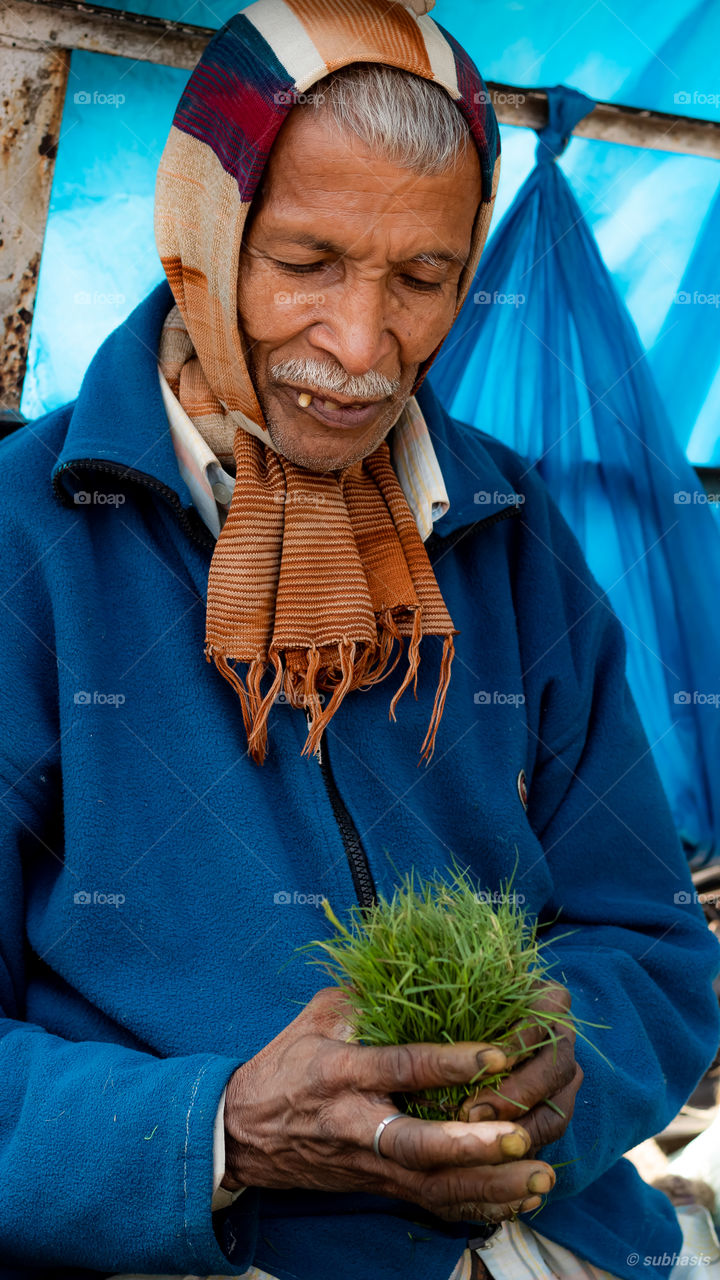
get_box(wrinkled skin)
[229,99,583,1225]
[236,107,482,472]
[223,983,582,1223]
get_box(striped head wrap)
[154,0,500,765]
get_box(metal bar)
[1,0,719,419]
[0,38,70,413]
[487,83,720,162]
[3,3,720,160]
[0,1,213,71]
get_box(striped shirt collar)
[157,366,449,543]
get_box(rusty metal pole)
[0,39,70,420]
[0,0,719,428]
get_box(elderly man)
[0,1,717,1278]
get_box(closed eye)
[400,275,444,292]
[274,260,324,274]
[274,260,444,292]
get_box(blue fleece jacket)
[0,280,717,1280]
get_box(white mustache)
[270,358,400,401]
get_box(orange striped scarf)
[154,0,500,765]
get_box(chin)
[277,437,367,473]
[265,409,393,473]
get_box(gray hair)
[305,62,472,176]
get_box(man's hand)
[222,987,557,1224]
[458,982,583,1157]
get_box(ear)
[402,0,436,13]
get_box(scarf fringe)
[207,623,455,766]
[388,607,423,723]
[206,644,281,765]
[356,608,405,690]
[301,637,356,759]
[247,650,284,764]
[419,633,456,765]
[205,644,252,738]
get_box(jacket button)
[517,768,529,810]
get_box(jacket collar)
[52,280,195,511]
[52,280,520,539]
[414,378,522,538]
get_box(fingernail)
[476,1048,506,1072]
[520,1195,542,1213]
[470,1104,497,1122]
[527,1171,553,1194]
[500,1131,529,1158]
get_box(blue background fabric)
[1,281,718,1277]
[429,86,720,866]
[18,0,720,864]
[21,0,720,466]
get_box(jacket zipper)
[59,461,500,1245]
[424,501,521,556]
[306,712,377,909]
[54,458,377,906]
[52,459,216,552]
[305,509,521,912]
[54,460,516,915]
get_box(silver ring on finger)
[372,1112,405,1158]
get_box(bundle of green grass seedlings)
[303,863,597,1124]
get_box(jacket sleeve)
[0,497,256,1273]
[516,469,720,1201]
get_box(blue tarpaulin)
[430,86,720,863]
[20,1,720,860]
[23,0,720,466]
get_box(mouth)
[278,384,388,430]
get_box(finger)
[418,1159,555,1217]
[303,986,356,1040]
[368,1112,534,1170]
[518,1064,584,1154]
[528,981,572,1018]
[335,1039,509,1096]
[459,1034,576,1122]
[432,1194,539,1224]
[498,990,573,1071]
[492,1017,562,1072]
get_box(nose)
[308,278,396,378]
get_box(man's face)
[236,103,483,472]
